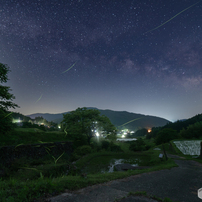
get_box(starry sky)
[1,0,202,122]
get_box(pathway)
[45,155,202,202]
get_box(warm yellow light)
[148,129,151,133]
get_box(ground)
[44,155,202,202]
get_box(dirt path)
[45,156,202,202]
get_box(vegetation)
[129,138,152,151]
[155,128,179,145]
[61,107,117,146]
[0,128,69,146]
[147,113,202,142]
[1,75,202,201]
[179,121,202,139]
[0,63,19,134]
[127,191,174,202]
[0,126,179,201]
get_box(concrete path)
[46,156,202,202]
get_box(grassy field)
[0,129,184,201]
[0,128,68,146]
[0,151,177,202]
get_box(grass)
[0,145,178,201]
[0,130,193,201]
[0,128,69,146]
[0,156,177,202]
[126,191,175,202]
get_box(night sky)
[1,0,202,122]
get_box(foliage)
[155,128,179,145]
[147,113,202,142]
[129,138,151,151]
[162,113,202,132]
[179,121,202,139]
[0,128,69,146]
[0,155,177,202]
[0,134,178,202]
[0,63,19,111]
[0,63,19,134]
[101,140,110,150]
[108,141,123,152]
[61,107,117,145]
[0,109,15,135]
[74,145,92,156]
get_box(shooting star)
[119,118,142,127]
[61,61,77,74]
[2,112,13,120]
[144,0,202,34]
[36,94,43,103]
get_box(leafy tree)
[0,63,19,134]
[0,63,18,110]
[155,128,178,145]
[179,121,202,139]
[61,107,117,145]
[129,138,148,151]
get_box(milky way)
[1,0,202,121]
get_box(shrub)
[155,128,178,145]
[129,138,147,151]
[74,145,92,156]
[109,141,123,152]
[101,140,110,150]
[90,140,101,151]
[100,140,122,152]
[72,134,88,148]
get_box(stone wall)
[0,141,73,168]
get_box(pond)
[102,158,139,173]
[116,138,137,142]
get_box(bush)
[155,128,178,145]
[90,140,101,151]
[101,140,110,150]
[129,138,147,151]
[72,134,88,148]
[0,109,15,135]
[74,145,92,156]
[109,141,123,152]
[100,140,123,152]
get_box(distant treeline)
[146,113,202,144]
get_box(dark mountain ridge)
[26,108,170,131]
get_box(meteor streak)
[61,61,77,74]
[36,94,43,103]
[144,0,202,34]
[2,112,13,120]
[119,118,142,127]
